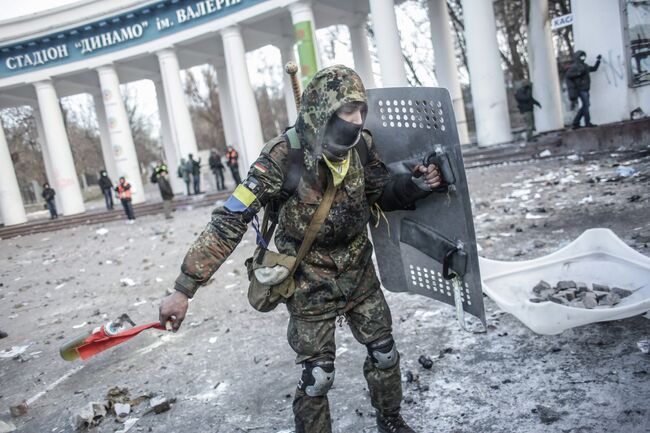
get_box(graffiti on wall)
[602,49,627,87]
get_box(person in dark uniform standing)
[514,80,542,141]
[98,170,114,210]
[209,150,226,191]
[159,66,443,433]
[152,164,174,220]
[42,183,57,219]
[566,50,601,129]
[189,153,202,194]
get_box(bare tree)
[184,66,227,152]
[121,87,162,167]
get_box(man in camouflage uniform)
[160,65,442,433]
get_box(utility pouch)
[245,169,336,313]
[245,248,296,312]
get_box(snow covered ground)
[0,151,649,433]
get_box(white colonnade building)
[2,0,646,226]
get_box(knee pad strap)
[298,359,335,397]
[367,335,398,370]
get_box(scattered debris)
[114,403,131,422]
[404,370,419,383]
[418,355,433,369]
[95,228,109,236]
[71,402,107,430]
[638,339,649,355]
[120,278,136,287]
[616,166,636,177]
[0,344,31,359]
[534,404,561,424]
[115,418,139,433]
[9,401,28,417]
[579,195,594,204]
[0,330,7,339]
[538,149,551,158]
[145,396,175,415]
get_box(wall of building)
[572,0,650,124]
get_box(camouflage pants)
[287,289,403,433]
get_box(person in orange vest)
[115,176,135,223]
[225,145,242,185]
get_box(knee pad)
[367,335,398,370]
[298,359,335,397]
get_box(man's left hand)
[416,164,442,189]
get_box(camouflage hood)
[295,65,367,172]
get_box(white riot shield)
[366,87,486,330]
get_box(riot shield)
[366,87,485,330]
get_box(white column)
[288,1,322,69]
[33,109,54,198]
[528,1,565,132]
[348,19,376,89]
[154,80,184,194]
[369,0,408,87]
[279,43,299,123]
[221,26,265,173]
[33,80,85,215]
[427,0,470,144]
[156,49,199,163]
[97,65,146,204]
[462,0,512,146]
[214,65,241,147]
[93,93,118,182]
[0,119,27,226]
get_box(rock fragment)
[418,355,433,369]
[70,402,107,430]
[535,404,561,424]
[114,403,131,422]
[611,287,632,298]
[147,396,174,414]
[583,292,598,309]
[637,339,649,355]
[9,401,27,417]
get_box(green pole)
[294,20,319,88]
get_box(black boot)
[376,412,416,433]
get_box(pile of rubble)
[529,280,633,308]
[70,387,174,432]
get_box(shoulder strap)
[356,131,370,166]
[281,127,303,201]
[259,127,303,244]
[290,175,336,276]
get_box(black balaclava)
[323,112,364,162]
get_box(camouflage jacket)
[174,65,429,320]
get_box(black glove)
[596,54,602,61]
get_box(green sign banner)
[294,20,318,88]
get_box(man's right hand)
[159,291,189,332]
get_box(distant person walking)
[152,164,174,220]
[178,158,192,195]
[42,183,57,219]
[98,170,114,210]
[189,153,202,194]
[209,150,225,191]
[225,145,241,186]
[514,81,542,141]
[566,50,601,129]
[115,177,135,223]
